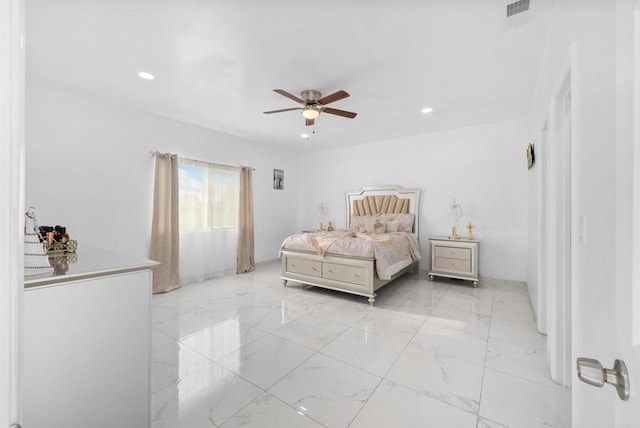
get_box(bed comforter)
[280,231,421,280]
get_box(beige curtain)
[236,167,255,273]
[150,153,181,293]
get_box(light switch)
[578,215,586,243]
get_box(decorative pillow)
[351,213,413,232]
[385,220,399,233]
[363,220,386,234]
[379,213,414,232]
[395,213,415,232]
[350,215,378,231]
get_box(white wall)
[25,80,300,264]
[298,119,529,282]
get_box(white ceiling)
[26,0,553,152]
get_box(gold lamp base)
[449,225,460,240]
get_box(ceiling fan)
[263,89,358,126]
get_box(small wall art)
[527,143,535,170]
[273,169,284,190]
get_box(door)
[571,2,640,426]
[613,5,640,425]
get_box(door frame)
[536,120,549,336]
[545,54,576,387]
[0,0,25,426]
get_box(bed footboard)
[280,250,416,305]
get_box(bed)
[280,186,421,305]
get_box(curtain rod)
[150,151,255,171]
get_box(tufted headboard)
[345,186,421,235]
[352,195,411,216]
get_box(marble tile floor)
[151,261,570,428]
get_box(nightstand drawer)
[323,262,367,286]
[286,258,321,277]
[434,246,471,261]
[434,257,471,273]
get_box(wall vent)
[506,0,530,17]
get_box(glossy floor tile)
[152,362,263,427]
[269,353,381,428]
[480,368,570,427]
[151,262,570,427]
[319,326,407,377]
[219,393,325,428]
[350,380,477,428]
[386,341,485,413]
[217,334,315,390]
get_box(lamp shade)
[302,107,320,120]
[448,199,463,223]
[317,201,326,220]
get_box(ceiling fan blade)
[263,107,301,114]
[305,118,315,126]
[318,90,350,105]
[322,107,357,119]
[273,89,304,104]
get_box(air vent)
[506,0,530,17]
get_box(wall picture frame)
[273,169,284,190]
[527,143,535,170]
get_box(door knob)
[576,357,630,401]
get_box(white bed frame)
[281,186,421,305]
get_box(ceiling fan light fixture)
[301,107,320,120]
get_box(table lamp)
[448,199,463,240]
[317,202,326,231]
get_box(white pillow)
[385,220,399,232]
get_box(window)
[178,158,240,231]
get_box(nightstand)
[428,237,479,286]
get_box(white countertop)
[24,244,159,289]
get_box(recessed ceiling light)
[138,71,155,80]
[421,107,433,114]
[301,133,309,139]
